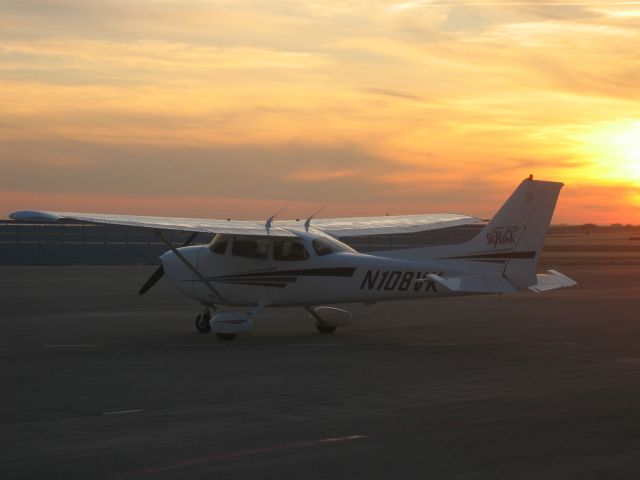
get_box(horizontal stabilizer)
[529,270,577,293]
[427,273,519,294]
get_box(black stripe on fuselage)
[444,251,537,260]
[215,280,288,288]
[190,267,357,289]
[213,276,298,283]
[209,267,356,280]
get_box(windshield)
[208,234,228,254]
[312,236,354,256]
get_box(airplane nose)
[160,245,203,299]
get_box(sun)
[575,120,640,183]
[603,121,640,177]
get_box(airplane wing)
[286,214,483,237]
[9,210,298,237]
[10,210,482,238]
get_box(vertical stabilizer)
[447,178,563,288]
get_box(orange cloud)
[284,169,358,182]
[1,1,639,223]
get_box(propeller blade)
[138,232,199,296]
[139,265,165,296]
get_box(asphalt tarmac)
[2,265,640,479]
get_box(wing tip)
[9,210,61,222]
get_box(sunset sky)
[1,1,639,224]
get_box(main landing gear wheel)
[216,333,237,341]
[316,325,337,334]
[195,311,211,333]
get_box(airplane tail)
[442,177,564,289]
[377,177,565,291]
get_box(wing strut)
[153,230,225,302]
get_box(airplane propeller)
[138,231,199,295]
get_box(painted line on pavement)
[101,409,144,416]
[45,344,104,348]
[117,433,367,477]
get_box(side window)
[209,234,228,255]
[232,236,269,259]
[273,239,309,261]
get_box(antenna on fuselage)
[265,204,288,235]
[304,205,327,232]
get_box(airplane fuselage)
[161,234,476,308]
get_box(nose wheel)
[195,310,212,333]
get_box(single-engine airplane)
[11,177,576,340]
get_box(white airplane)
[11,177,576,340]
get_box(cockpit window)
[312,237,353,256]
[273,239,309,261]
[209,234,228,255]
[232,236,269,259]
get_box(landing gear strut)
[195,308,212,333]
[306,306,350,335]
